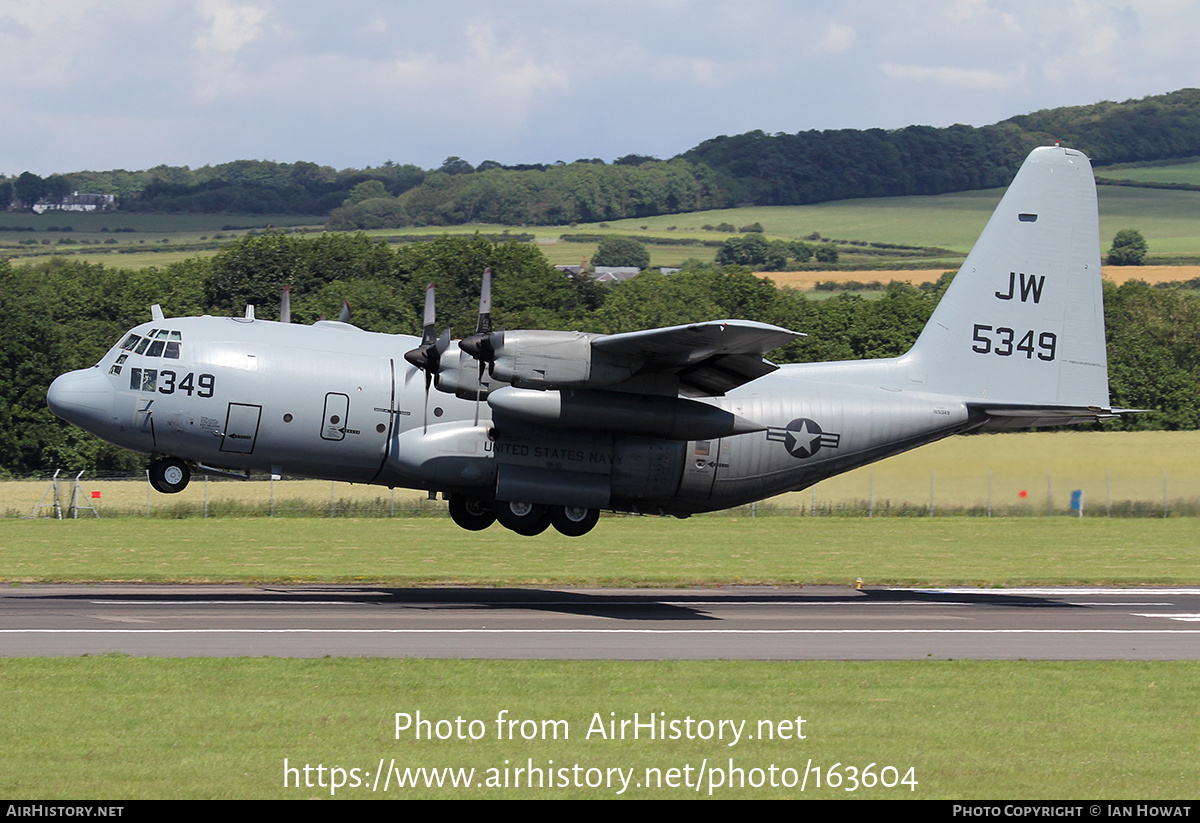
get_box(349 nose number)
[158,370,216,397]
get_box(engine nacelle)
[487,331,635,389]
[435,343,502,400]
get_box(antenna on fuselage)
[280,287,291,323]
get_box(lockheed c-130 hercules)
[48,146,1124,537]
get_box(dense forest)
[4,233,1198,477]
[4,89,1200,227]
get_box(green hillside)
[1096,158,1200,186]
[7,89,1200,230]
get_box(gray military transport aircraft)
[47,146,1122,537]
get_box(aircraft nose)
[47,368,114,428]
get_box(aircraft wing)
[592,319,804,396]
[440,318,803,400]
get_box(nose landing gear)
[148,457,191,494]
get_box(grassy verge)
[1,657,1195,799]
[2,516,1197,586]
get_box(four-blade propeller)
[401,270,500,427]
[403,282,452,430]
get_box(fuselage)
[47,313,973,516]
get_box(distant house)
[33,192,116,213]
[591,266,641,282]
[556,265,680,282]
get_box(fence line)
[5,468,1200,520]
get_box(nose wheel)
[149,457,191,494]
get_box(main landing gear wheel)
[448,495,495,531]
[551,505,600,537]
[149,457,191,494]
[494,500,552,536]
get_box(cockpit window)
[108,354,128,376]
[129,368,158,392]
[120,328,183,360]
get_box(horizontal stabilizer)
[969,403,1124,430]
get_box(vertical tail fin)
[908,146,1110,410]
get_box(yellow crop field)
[762,266,1200,290]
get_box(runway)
[3,584,1200,659]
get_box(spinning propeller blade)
[458,268,496,424]
[403,283,451,430]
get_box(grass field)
[1,516,1197,586]
[1095,158,1200,186]
[3,658,1196,799]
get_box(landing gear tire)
[149,457,190,494]
[494,500,552,536]
[551,505,600,537]
[448,495,495,531]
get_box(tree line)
[2,233,1197,477]
[5,90,1200,224]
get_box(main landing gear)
[148,457,191,494]
[550,505,600,538]
[448,495,600,537]
[447,495,496,531]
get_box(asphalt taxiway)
[2,585,1199,659]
